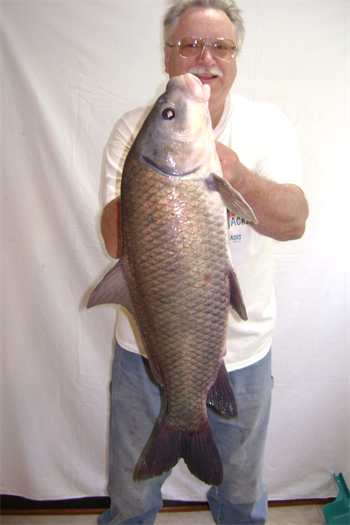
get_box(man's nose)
[198,46,216,65]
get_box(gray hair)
[163,0,245,53]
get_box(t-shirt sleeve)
[254,104,304,190]
[102,107,149,206]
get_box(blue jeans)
[98,341,272,525]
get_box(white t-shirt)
[102,91,304,372]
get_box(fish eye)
[162,108,175,120]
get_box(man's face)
[164,7,238,114]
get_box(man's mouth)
[196,74,217,80]
[188,67,223,82]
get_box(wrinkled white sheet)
[2,0,349,502]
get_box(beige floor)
[0,505,327,525]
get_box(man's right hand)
[101,196,122,258]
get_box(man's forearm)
[99,157,309,258]
[216,141,309,241]
[235,166,309,241]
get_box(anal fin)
[207,361,238,418]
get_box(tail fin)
[181,420,223,486]
[136,416,223,486]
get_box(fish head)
[133,73,217,177]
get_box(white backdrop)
[1,0,349,503]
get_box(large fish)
[88,73,257,486]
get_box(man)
[97,1,309,524]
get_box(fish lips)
[142,155,201,177]
[167,73,211,103]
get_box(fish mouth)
[142,156,201,177]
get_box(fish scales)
[121,159,229,431]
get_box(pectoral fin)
[212,173,258,224]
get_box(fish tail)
[181,420,223,486]
[136,415,223,486]
[136,416,181,482]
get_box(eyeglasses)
[166,37,236,61]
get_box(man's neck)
[209,100,225,129]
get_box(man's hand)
[101,196,122,258]
[215,141,246,187]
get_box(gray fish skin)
[88,74,257,486]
